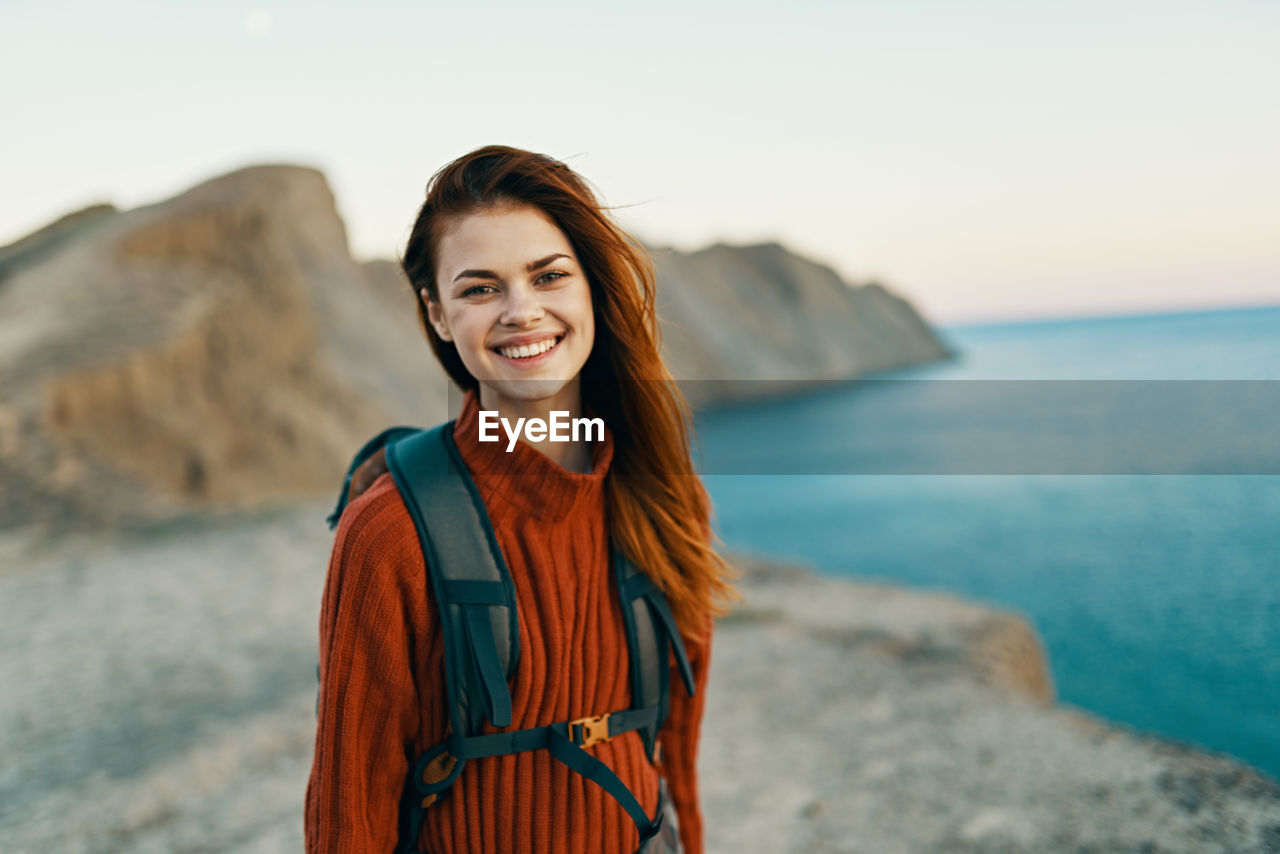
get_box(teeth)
[498,336,558,359]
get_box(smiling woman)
[305,145,738,854]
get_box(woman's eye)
[463,284,497,297]
[537,271,568,284]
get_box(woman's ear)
[422,288,453,342]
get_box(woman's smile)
[490,332,566,366]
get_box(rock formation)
[0,165,949,531]
[650,241,951,404]
[0,167,413,531]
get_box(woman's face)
[425,204,595,415]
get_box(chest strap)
[405,704,667,846]
[451,705,663,838]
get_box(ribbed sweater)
[305,388,712,854]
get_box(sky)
[4,0,1278,325]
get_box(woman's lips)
[491,334,565,368]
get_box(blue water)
[694,303,1280,779]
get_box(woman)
[305,145,737,854]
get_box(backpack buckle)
[569,713,612,748]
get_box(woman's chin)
[482,377,576,407]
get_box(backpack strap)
[385,422,523,854]
[613,547,697,761]
[384,423,521,735]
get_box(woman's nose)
[500,282,545,326]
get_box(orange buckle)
[569,713,612,748]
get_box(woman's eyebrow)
[452,253,571,284]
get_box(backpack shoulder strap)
[384,422,520,735]
[612,546,697,762]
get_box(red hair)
[400,145,738,641]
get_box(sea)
[691,302,1280,780]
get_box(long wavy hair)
[400,145,738,642]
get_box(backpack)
[321,422,695,853]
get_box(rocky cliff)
[650,241,950,404]
[0,167,407,531]
[0,165,949,531]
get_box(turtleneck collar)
[450,387,614,522]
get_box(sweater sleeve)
[658,612,713,854]
[305,482,422,854]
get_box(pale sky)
[5,0,1277,324]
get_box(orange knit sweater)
[305,389,712,854]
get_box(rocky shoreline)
[1,507,1277,852]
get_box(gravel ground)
[2,504,1278,853]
